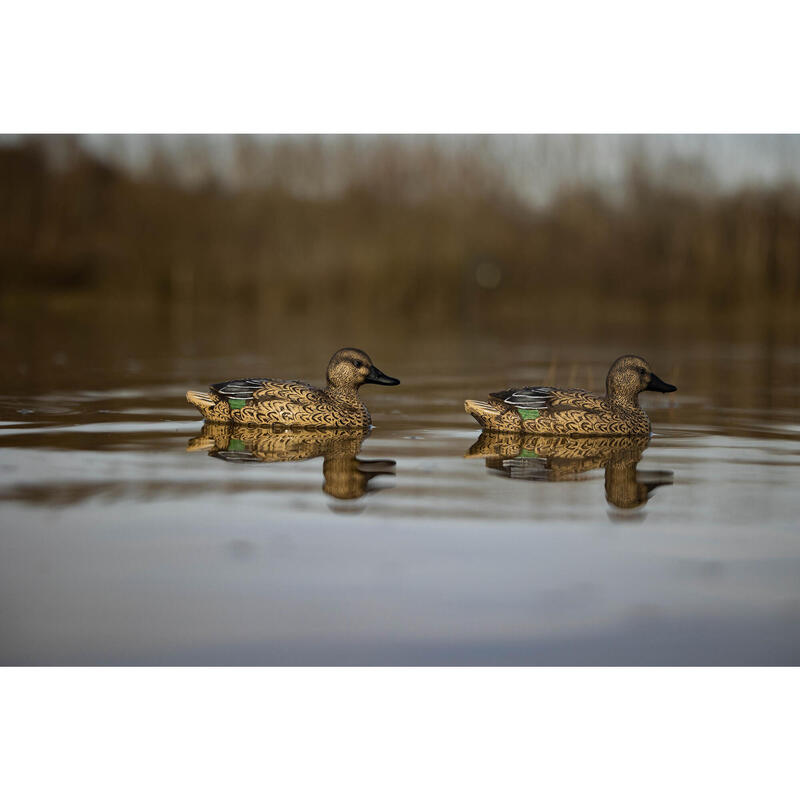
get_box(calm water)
[1,307,799,664]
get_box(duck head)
[606,355,677,405]
[326,348,400,391]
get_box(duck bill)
[646,373,677,393]
[365,365,400,386]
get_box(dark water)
[1,303,799,664]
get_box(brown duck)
[186,348,399,429]
[464,355,676,436]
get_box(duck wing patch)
[211,379,321,405]
[491,387,607,420]
[488,387,556,420]
[491,386,556,410]
[211,378,270,400]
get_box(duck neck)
[606,382,641,410]
[326,383,362,408]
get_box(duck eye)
[353,360,363,369]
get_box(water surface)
[1,309,798,664]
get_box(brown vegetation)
[1,137,798,323]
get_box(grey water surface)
[1,313,799,665]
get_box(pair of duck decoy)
[186,348,677,436]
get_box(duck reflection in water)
[467,433,673,512]
[188,424,395,500]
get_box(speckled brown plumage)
[464,355,676,436]
[186,348,399,429]
[187,423,395,500]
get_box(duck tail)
[186,390,231,422]
[465,399,510,430]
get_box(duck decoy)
[464,355,676,436]
[186,348,399,429]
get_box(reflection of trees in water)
[189,423,395,501]
[468,432,673,511]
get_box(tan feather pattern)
[231,395,369,429]
[547,389,608,412]
[186,348,397,429]
[521,402,651,436]
[465,395,650,436]
[252,380,322,405]
[465,355,676,437]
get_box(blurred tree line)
[1,136,798,322]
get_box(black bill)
[365,365,400,386]
[646,373,677,393]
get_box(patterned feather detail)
[210,378,268,399]
[468,386,651,436]
[467,355,673,436]
[252,380,323,405]
[200,377,371,429]
[491,386,555,409]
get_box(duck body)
[187,378,371,428]
[186,348,399,429]
[465,355,676,437]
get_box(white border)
[3,1,800,132]
[3,668,798,799]
[2,4,798,798]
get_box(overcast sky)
[9,134,800,204]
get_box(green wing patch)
[517,408,540,420]
[229,398,246,410]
